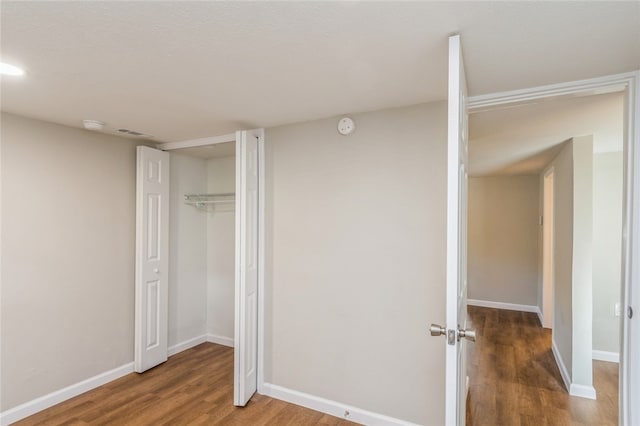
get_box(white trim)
[551,338,597,400]
[157,133,236,151]
[257,129,266,394]
[536,308,544,326]
[0,363,134,426]
[621,70,640,426]
[468,71,635,113]
[467,298,540,314]
[570,384,597,400]
[552,338,571,393]
[167,334,208,356]
[261,383,421,426]
[0,336,228,425]
[592,350,620,363]
[207,333,234,348]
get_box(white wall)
[169,154,208,347]
[592,151,623,354]
[206,155,235,342]
[571,136,593,390]
[0,114,219,412]
[544,136,594,392]
[0,113,139,410]
[546,140,574,376]
[468,175,540,306]
[264,102,447,425]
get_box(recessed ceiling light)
[0,62,25,76]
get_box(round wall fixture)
[82,119,105,131]
[337,117,355,135]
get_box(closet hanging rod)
[184,193,235,198]
[184,193,235,206]
[185,200,234,205]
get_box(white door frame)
[468,70,640,426]
[157,129,266,397]
[542,167,555,329]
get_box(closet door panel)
[234,129,260,406]
[135,146,170,373]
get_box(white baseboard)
[261,383,420,426]
[0,362,134,426]
[1,334,221,425]
[551,338,571,393]
[570,383,597,400]
[207,333,234,348]
[168,334,208,356]
[592,350,620,363]
[467,298,541,315]
[551,339,597,400]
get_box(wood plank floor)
[15,343,354,426]
[466,306,619,426]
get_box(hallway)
[466,306,618,426]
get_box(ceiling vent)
[117,128,153,138]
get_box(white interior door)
[234,129,261,406]
[134,146,170,373]
[446,34,470,426]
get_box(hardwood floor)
[12,310,619,426]
[15,343,354,426]
[466,306,619,426]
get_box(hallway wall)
[468,175,540,307]
[542,136,594,393]
[592,151,623,355]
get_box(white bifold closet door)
[234,129,260,406]
[134,146,170,373]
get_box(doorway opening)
[134,130,262,408]
[465,91,626,425]
[172,140,237,354]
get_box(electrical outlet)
[615,303,621,317]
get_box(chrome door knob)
[430,324,446,336]
[458,327,476,342]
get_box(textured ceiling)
[469,92,624,176]
[1,2,639,142]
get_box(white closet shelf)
[184,193,235,210]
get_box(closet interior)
[167,141,236,350]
